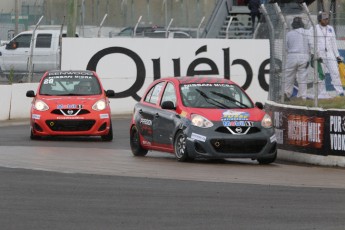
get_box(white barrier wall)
[1,38,270,120]
[10,83,39,119]
[0,85,12,120]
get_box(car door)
[153,82,178,150]
[2,33,32,72]
[136,81,165,147]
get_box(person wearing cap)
[284,16,312,101]
[312,12,344,97]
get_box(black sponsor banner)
[265,103,345,157]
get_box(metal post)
[67,0,78,38]
[273,3,288,103]
[302,2,318,107]
[14,0,19,35]
[59,16,66,71]
[166,18,174,38]
[133,16,142,37]
[197,16,205,39]
[260,5,276,101]
[28,15,44,83]
[225,16,233,39]
[98,14,108,38]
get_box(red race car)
[130,76,277,164]
[26,70,115,141]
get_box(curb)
[278,149,345,168]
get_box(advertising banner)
[266,102,345,157]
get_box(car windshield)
[180,83,253,109]
[39,72,102,96]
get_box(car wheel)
[101,122,113,141]
[30,127,40,140]
[257,152,277,165]
[130,125,148,156]
[174,130,191,162]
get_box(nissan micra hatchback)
[130,76,277,164]
[26,70,115,141]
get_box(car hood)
[38,95,103,108]
[183,107,266,122]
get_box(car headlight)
[261,114,272,128]
[92,99,106,111]
[191,114,213,128]
[34,100,49,111]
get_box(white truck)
[0,30,63,82]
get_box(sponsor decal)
[32,114,40,120]
[226,121,253,127]
[48,71,94,76]
[270,134,277,143]
[330,116,345,151]
[57,104,82,109]
[191,132,206,142]
[274,129,284,144]
[221,110,250,126]
[142,140,151,146]
[273,111,284,144]
[56,117,85,120]
[287,115,324,148]
[100,114,109,119]
[140,118,152,126]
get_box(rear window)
[36,34,52,48]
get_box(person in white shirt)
[284,16,311,101]
[313,12,344,97]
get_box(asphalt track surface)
[1,116,345,230]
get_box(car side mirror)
[26,90,35,97]
[6,41,17,50]
[161,101,175,110]
[105,90,115,97]
[255,102,264,110]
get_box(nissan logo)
[67,110,74,115]
[235,127,242,133]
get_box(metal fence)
[0,0,216,40]
[259,2,345,107]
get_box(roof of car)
[164,76,235,85]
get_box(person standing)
[247,0,261,33]
[284,17,312,101]
[313,12,344,97]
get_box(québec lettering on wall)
[61,38,270,112]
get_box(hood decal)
[221,110,251,127]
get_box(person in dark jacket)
[247,0,261,32]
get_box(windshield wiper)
[210,91,249,108]
[194,89,228,109]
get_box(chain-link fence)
[0,0,215,41]
[259,2,345,107]
[0,0,217,84]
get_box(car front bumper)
[30,110,112,137]
[185,123,277,160]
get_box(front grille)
[215,126,261,135]
[51,109,90,116]
[46,119,95,131]
[210,139,267,154]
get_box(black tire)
[101,122,113,141]
[130,125,148,156]
[30,127,41,140]
[257,152,277,165]
[174,130,191,162]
